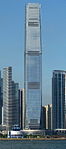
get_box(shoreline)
[0,138,66,141]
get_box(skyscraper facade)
[52,70,66,129]
[45,104,52,130]
[19,89,24,129]
[24,3,42,129]
[42,106,46,129]
[0,71,3,124]
[12,81,20,126]
[3,67,19,129]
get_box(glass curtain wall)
[24,3,42,129]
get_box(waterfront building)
[24,3,42,129]
[50,104,52,129]
[2,107,3,125]
[3,67,19,129]
[42,106,46,129]
[19,89,24,129]
[0,71,3,124]
[52,70,66,129]
[42,105,52,130]
[45,104,52,130]
[12,81,20,126]
[8,125,22,138]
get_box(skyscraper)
[42,105,52,130]
[3,67,19,129]
[45,104,52,130]
[52,70,66,129]
[19,89,24,129]
[24,3,42,129]
[42,106,46,129]
[12,81,20,126]
[0,71,3,124]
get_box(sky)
[0,0,66,105]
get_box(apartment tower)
[3,67,19,129]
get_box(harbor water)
[0,140,66,149]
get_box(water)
[0,140,66,149]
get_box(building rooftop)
[53,70,66,73]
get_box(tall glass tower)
[24,3,42,129]
[52,70,66,129]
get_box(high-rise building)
[0,71,3,124]
[42,105,52,130]
[12,81,20,126]
[3,67,19,129]
[52,70,66,129]
[19,89,24,129]
[24,3,42,129]
[42,106,46,129]
[45,104,52,130]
